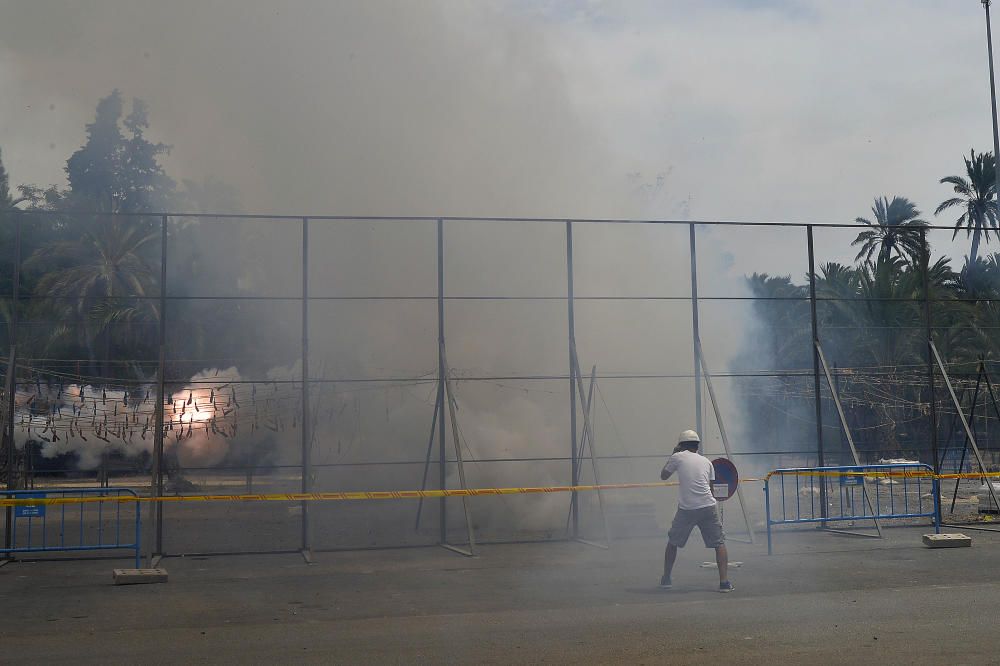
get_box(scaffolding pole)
[689,223,703,437]
[149,214,167,566]
[570,347,611,548]
[414,389,441,531]
[437,219,447,545]
[815,341,883,538]
[4,214,19,554]
[301,217,312,562]
[806,226,828,516]
[566,221,579,538]
[695,338,755,543]
[441,348,476,556]
[930,340,1000,517]
[948,363,981,514]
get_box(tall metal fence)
[0,212,997,557]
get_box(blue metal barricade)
[765,463,940,554]
[1,488,141,567]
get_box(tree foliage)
[738,165,1000,462]
[935,149,999,264]
[0,147,10,208]
[852,196,928,265]
[62,90,176,214]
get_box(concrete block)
[113,568,169,585]
[922,533,971,548]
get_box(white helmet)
[677,429,701,446]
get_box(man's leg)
[663,542,678,579]
[663,509,694,586]
[715,544,728,583]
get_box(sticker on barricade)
[13,492,46,518]
[839,474,864,487]
[2,488,141,568]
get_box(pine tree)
[64,90,176,213]
[0,147,11,207]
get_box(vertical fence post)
[807,226,828,517]
[985,0,1000,216]
[301,217,311,556]
[922,228,940,472]
[5,213,21,551]
[151,214,167,561]
[566,221,578,537]
[689,224,703,436]
[437,219,447,544]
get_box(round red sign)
[710,457,739,502]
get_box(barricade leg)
[134,500,142,568]
[765,482,773,555]
[933,476,941,534]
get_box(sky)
[0,0,994,231]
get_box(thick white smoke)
[0,1,777,542]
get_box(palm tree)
[851,256,949,454]
[815,262,861,318]
[935,149,999,265]
[852,196,928,265]
[25,217,159,378]
[955,254,1000,305]
[813,262,863,365]
[945,253,1000,362]
[853,257,923,368]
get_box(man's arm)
[661,454,679,481]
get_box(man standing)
[659,429,734,593]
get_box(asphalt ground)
[3,521,1000,664]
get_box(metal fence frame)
[0,212,993,557]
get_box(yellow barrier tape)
[765,470,932,481]
[0,470,995,507]
[0,481,701,507]
[765,470,1000,481]
[938,472,1000,480]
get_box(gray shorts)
[667,505,725,548]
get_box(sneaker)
[719,581,735,593]
[659,575,672,589]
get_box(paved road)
[2,526,998,664]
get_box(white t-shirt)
[662,450,717,510]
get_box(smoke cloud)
[0,0,779,543]
[0,0,641,218]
